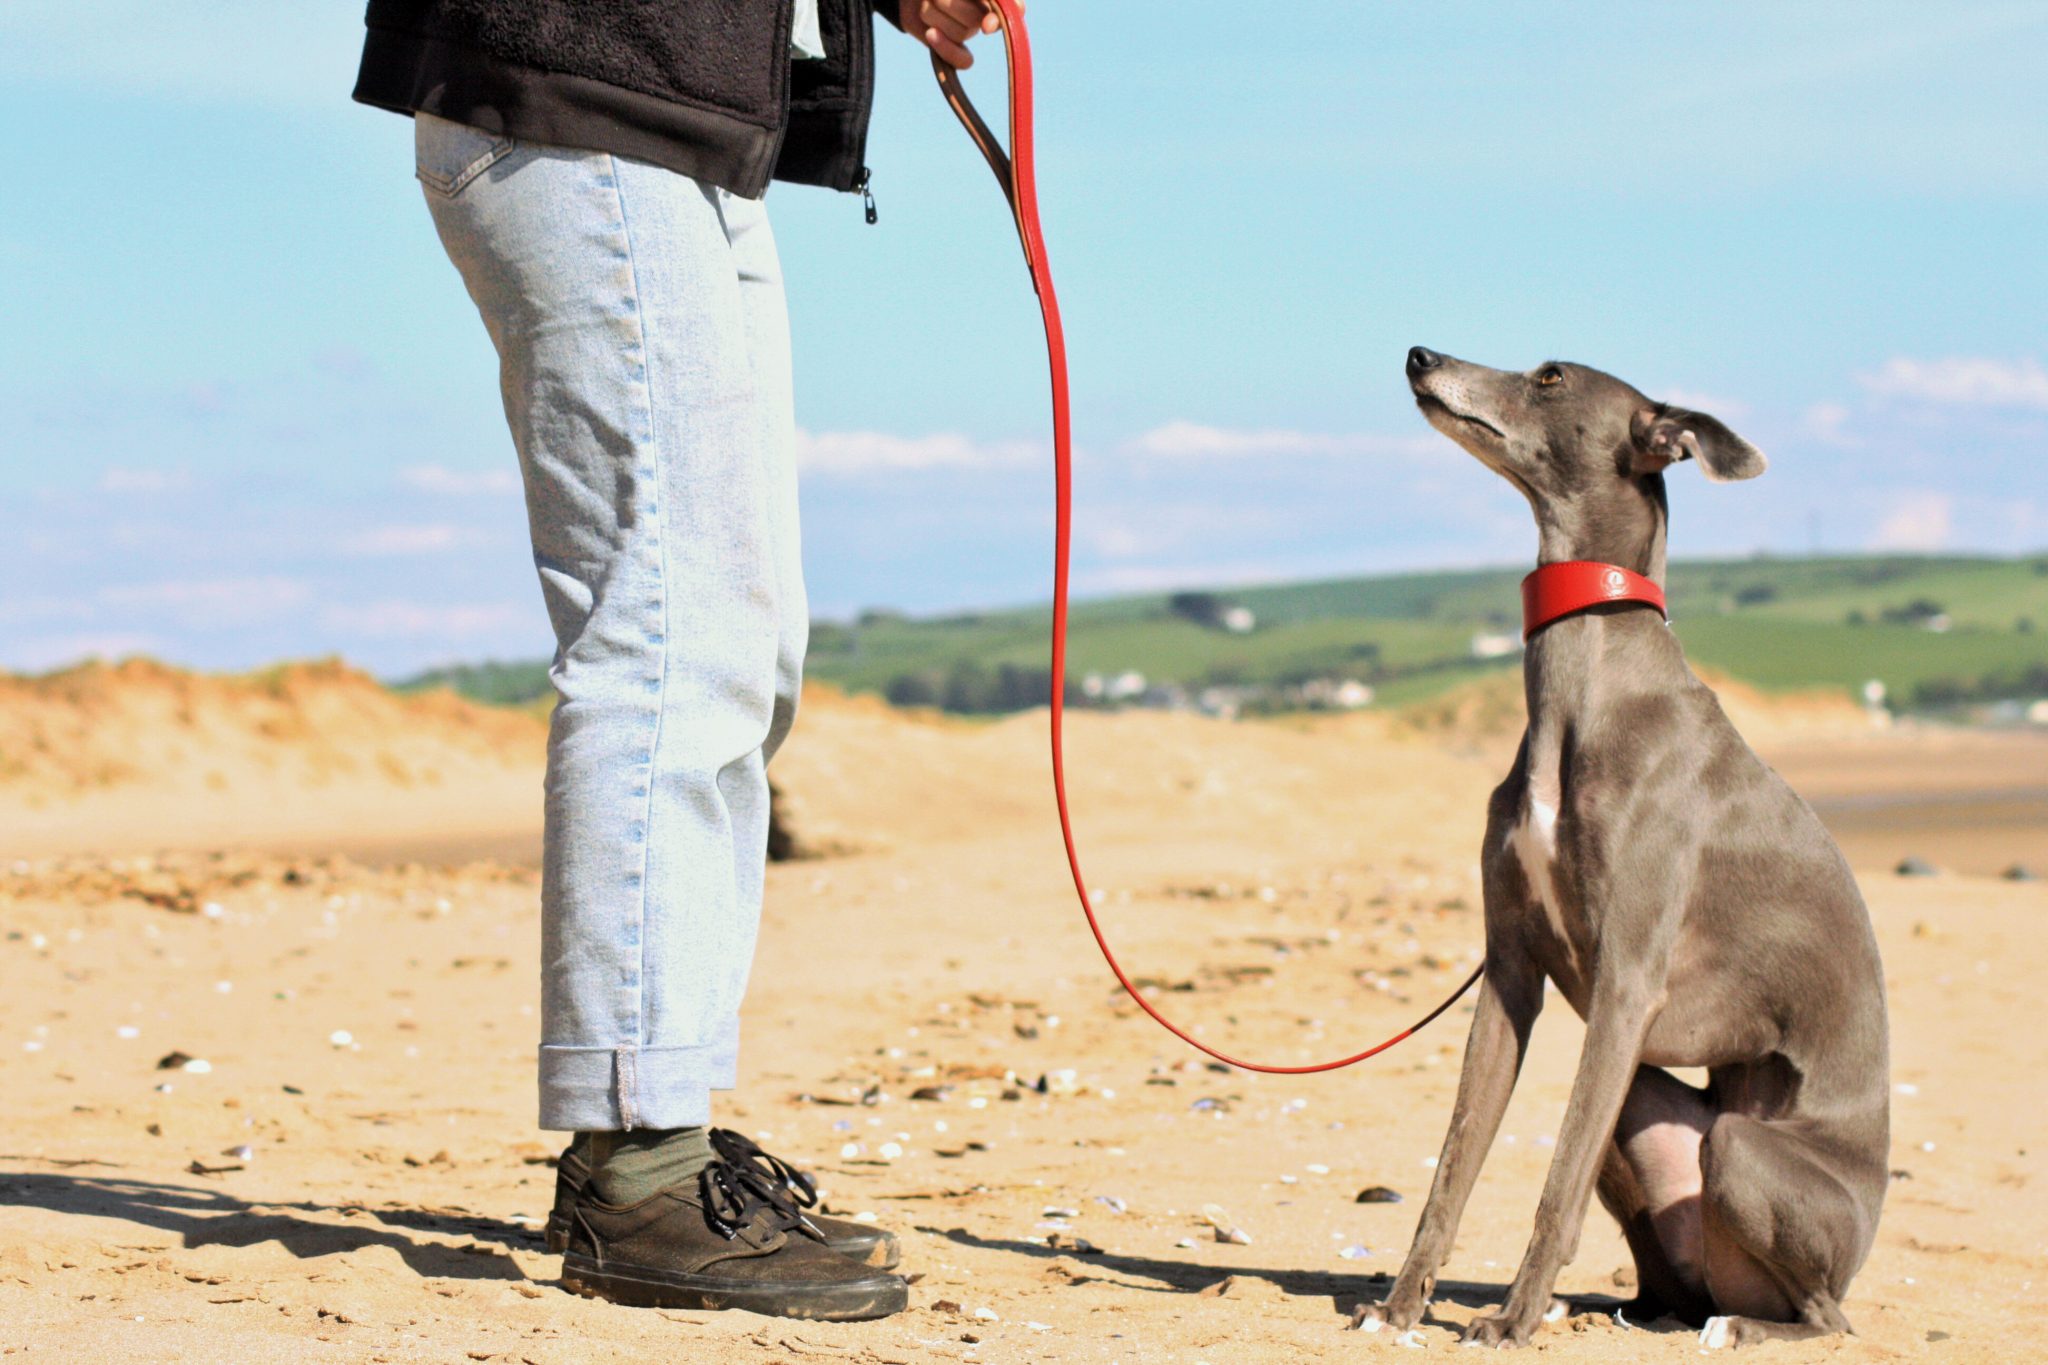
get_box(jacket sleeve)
[873,0,903,31]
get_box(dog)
[1354,349,1890,1349]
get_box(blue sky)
[2,2,2045,675]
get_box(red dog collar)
[1522,561,1667,640]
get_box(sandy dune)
[2,663,2043,1361]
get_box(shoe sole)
[561,1251,908,1320]
[549,1215,901,1271]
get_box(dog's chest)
[1504,762,1583,971]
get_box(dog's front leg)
[1359,956,1541,1334]
[1460,968,1662,1348]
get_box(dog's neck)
[1531,473,1670,585]
[1520,474,1677,744]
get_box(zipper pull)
[856,168,877,225]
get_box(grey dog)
[1353,348,1890,1349]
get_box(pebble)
[1094,1195,1128,1214]
[1895,856,1938,878]
[2003,864,2039,882]
[972,1306,999,1321]
[328,1030,354,1048]
[182,1058,213,1074]
[1043,1206,1080,1218]
[1355,1186,1404,1204]
[878,1142,904,1160]
[222,1144,255,1161]
[1339,1245,1373,1259]
[116,1026,140,1040]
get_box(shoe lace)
[698,1157,809,1242]
[708,1128,820,1211]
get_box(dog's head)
[1405,347,1764,518]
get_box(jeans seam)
[608,151,669,1125]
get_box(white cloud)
[399,464,522,497]
[341,523,478,557]
[98,466,192,494]
[1800,401,1860,449]
[1869,493,1953,552]
[795,428,1037,474]
[1124,421,1434,460]
[320,600,532,639]
[97,576,311,628]
[1859,355,2048,410]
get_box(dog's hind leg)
[1695,1112,1879,1348]
[1595,1067,1717,1326]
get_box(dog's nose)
[1407,346,1443,375]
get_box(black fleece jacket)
[353,0,902,199]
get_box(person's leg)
[414,114,789,1138]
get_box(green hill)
[394,553,2048,716]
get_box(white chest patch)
[1506,772,1574,964]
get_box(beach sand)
[2,665,2042,1361]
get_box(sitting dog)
[1356,349,1890,1349]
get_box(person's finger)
[926,0,991,32]
[924,27,975,68]
[982,0,1020,34]
[919,1,980,44]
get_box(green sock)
[588,1125,715,1204]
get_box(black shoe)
[545,1131,902,1270]
[560,1158,908,1320]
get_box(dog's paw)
[1352,1295,1424,1335]
[1458,1313,1532,1349]
[1699,1316,1732,1350]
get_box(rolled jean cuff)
[537,1019,741,1132]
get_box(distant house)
[1332,679,1374,709]
[1470,630,1521,660]
[1104,671,1148,702]
[1220,606,1256,635]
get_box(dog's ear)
[1630,405,1767,482]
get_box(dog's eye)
[1536,368,1564,387]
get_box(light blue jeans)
[416,114,807,1132]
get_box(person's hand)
[897,0,1019,70]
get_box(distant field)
[396,553,2048,715]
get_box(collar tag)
[1521,561,1667,640]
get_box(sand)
[1,666,2043,1362]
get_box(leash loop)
[931,1,1483,1072]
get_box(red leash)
[931,1,1482,1073]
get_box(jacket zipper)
[856,167,877,225]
